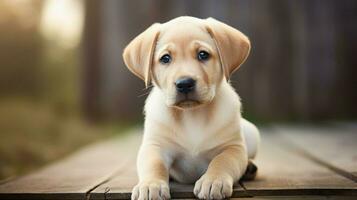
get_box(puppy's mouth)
[172,93,204,109]
[174,99,201,108]
[166,87,215,109]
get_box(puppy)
[123,16,260,200]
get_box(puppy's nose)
[175,78,196,94]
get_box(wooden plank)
[88,156,137,200]
[1,127,357,199]
[91,174,248,200]
[233,197,357,200]
[137,197,357,200]
[242,130,357,197]
[274,125,357,181]
[91,173,247,200]
[89,155,247,199]
[0,130,142,200]
[90,144,247,199]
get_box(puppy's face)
[123,17,251,110]
[152,22,221,109]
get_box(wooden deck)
[0,125,356,199]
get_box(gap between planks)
[89,127,357,199]
[1,126,356,200]
[85,159,132,200]
[85,132,141,200]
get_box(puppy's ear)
[205,18,251,79]
[123,23,160,87]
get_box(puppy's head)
[123,17,250,109]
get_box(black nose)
[175,78,196,94]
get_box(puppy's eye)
[159,54,171,64]
[197,51,210,61]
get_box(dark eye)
[197,50,210,61]
[159,54,171,64]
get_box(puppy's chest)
[173,116,219,156]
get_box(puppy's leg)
[131,144,170,200]
[193,145,248,199]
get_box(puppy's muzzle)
[175,77,196,94]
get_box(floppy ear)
[205,18,251,79]
[123,23,160,87]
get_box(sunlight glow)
[40,0,84,49]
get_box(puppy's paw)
[193,174,233,200]
[131,180,170,200]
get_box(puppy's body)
[123,16,260,200]
[143,82,258,184]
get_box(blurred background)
[0,0,356,181]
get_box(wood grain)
[274,125,357,182]
[0,130,142,200]
[90,159,246,200]
[241,130,357,197]
[1,127,357,200]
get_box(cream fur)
[123,16,260,200]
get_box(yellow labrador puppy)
[123,16,260,200]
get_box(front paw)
[193,174,233,199]
[131,180,170,200]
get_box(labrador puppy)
[123,16,260,200]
